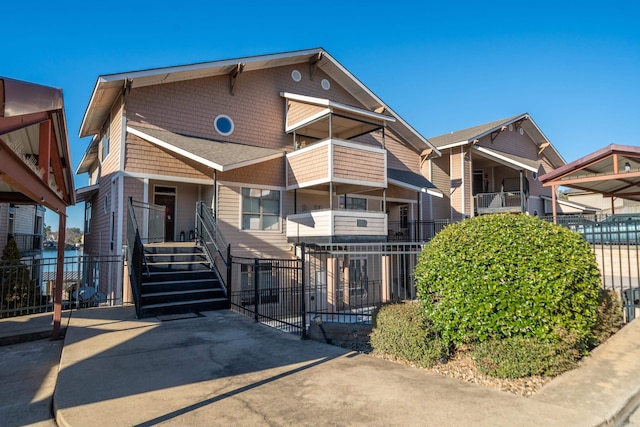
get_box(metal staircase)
[137,242,229,318]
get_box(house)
[426,114,567,220]
[0,203,45,256]
[75,48,444,308]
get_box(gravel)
[370,350,552,397]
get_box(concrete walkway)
[2,306,640,426]
[47,306,639,426]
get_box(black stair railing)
[195,201,231,298]
[127,197,147,318]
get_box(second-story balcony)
[286,209,387,244]
[476,191,526,215]
[286,138,386,191]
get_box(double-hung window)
[241,188,280,230]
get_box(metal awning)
[127,126,284,172]
[387,168,443,198]
[75,184,100,202]
[539,144,640,203]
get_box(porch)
[286,210,387,244]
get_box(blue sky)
[4,1,638,230]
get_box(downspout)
[213,170,217,220]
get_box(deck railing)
[195,201,231,295]
[126,197,146,317]
[476,192,525,214]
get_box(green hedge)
[415,214,601,348]
[370,302,448,368]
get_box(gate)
[230,256,305,336]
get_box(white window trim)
[239,186,282,233]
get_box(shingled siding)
[286,100,326,128]
[124,134,212,180]
[220,158,286,187]
[287,145,330,188]
[125,64,363,153]
[332,144,385,185]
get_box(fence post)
[254,258,260,322]
[300,243,307,339]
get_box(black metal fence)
[302,243,424,324]
[540,214,640,322]
[387,220,456,242]
[229,256,305,336]
[1,254,123,318]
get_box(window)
[101,123,110,161]
[241,188,280,230]
[340,196,367,211]
[214,115,234,136]
[85,201,92,234]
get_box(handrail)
[126,197,147,318]
[195,201,231,296]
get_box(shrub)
[591,289,624,347]
[415,214,602,348]
[370,302,448,368]
[471,327,581,378]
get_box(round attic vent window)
[291,69,302,82]
[508,124,513,131]
[321,79,331,90]
[519,127,524,135]
[214,115,234,136]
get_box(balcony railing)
[476,192,525,215]
[387,220,459,243]
[286,139,386,190]
[287,210,387,243]
[9,233,43,254]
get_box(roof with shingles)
[428,114,526,148]
[127,126,284,172]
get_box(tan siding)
[220,158,284,187]
[287,101,326,128]
[480,127,539,159]
[450,148,464,218]
[334,215,385,235]
[332,145,385,184]
[126,65,362,153]
[287,146,329,186]
[125,134,212,179]
[429,155,452,219]
[217,184,292,258]
[384,131,420,173]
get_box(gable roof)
[79,48,439,156]
[127,126,284,172]
[428,113,565,168]
[0,77,75,210]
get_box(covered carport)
[539,144,640,221]
[540,144,640,321]
[0,77,75,338]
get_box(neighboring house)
[0,203,45,256]
[563,188,639,216]
[75,48,443,304]
[426,114,567,220]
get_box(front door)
[154,191,176,242]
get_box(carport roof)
[539,144,640,202]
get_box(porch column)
[53,212,66,340]
[519,170,525,213]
